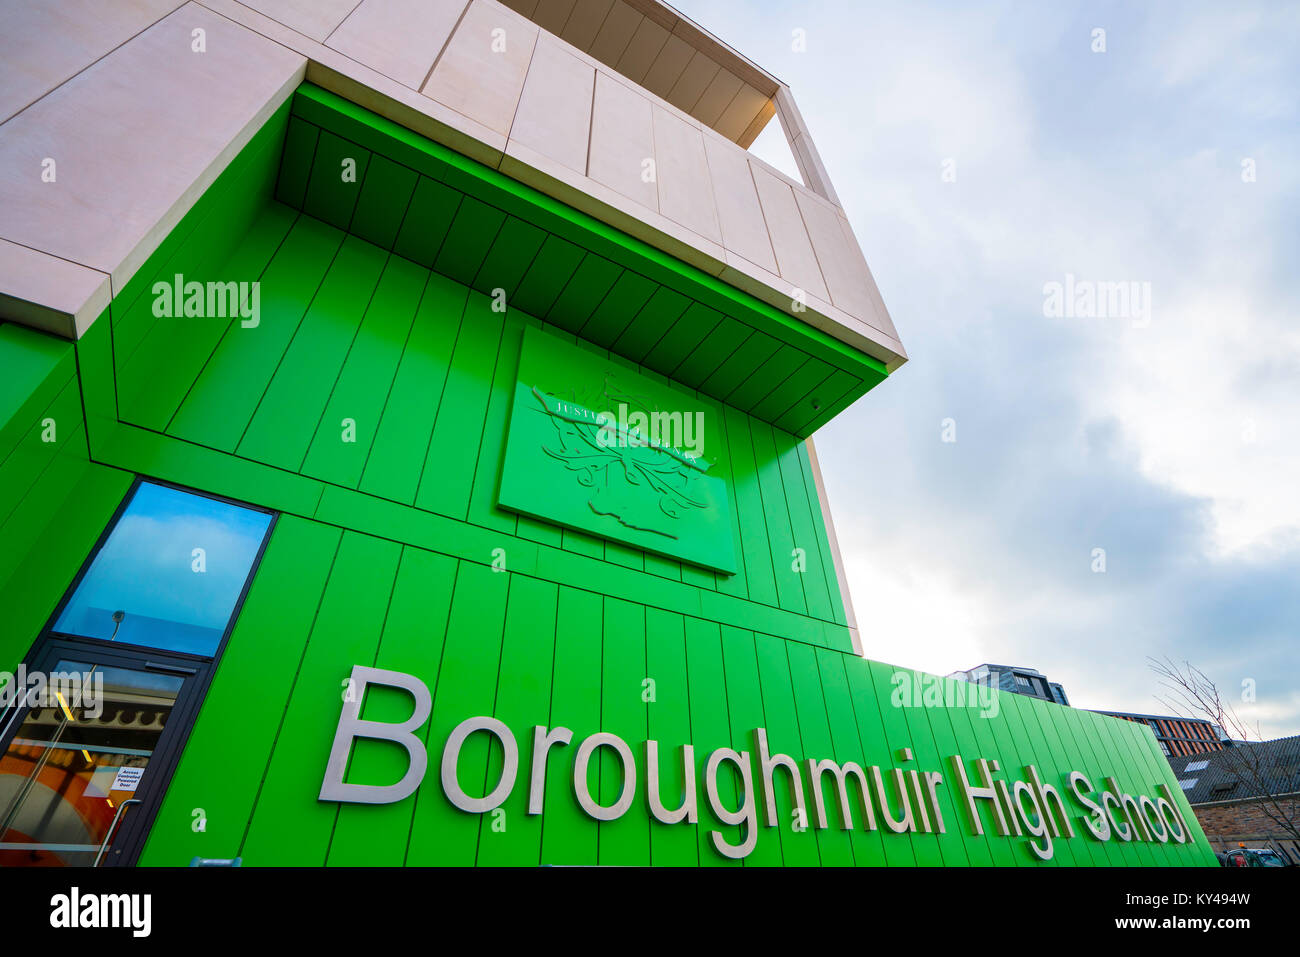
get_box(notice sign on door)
[111,766,144,792]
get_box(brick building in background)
[1174,735,1300,863]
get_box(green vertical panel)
[751,356,831,423]
[685,618,742,867]
[301,255,426,487]
[642,302,722,379]
[947,689,1022,867]
[241,530,400,865]
[891,681,973,867]
[406,561,509,864]
[467,306,525,536]
[0,322,72,455]
[540,586,602,865]
[748,420,806,615]
[752,632,819,865]
[1118,716,1206,863]
[515,515,564,548]
[350,154,418,250]
[727,344,806,411]
[276,115,320,209]
[814,647,888,866]
[595,598,650,864]
[579,270,658,349]
[118,204,298,433]
[690,393,743,598]
[1089,711,1161,866]
[700,330,778,400]
[841,657,917,865]
[475,574,558,865]
[1061,710,1138,866]
[772,429,833,621]
[604,542,644,571]
[435,196,506,285]
[510,234,584,317]
[139,517,340,864]
[671,315,747,383]
[546,254,621,334]
[472,216,546,297]
[392,176,462,268]
[783,370,861,436]
[610,285,688,361]
[991,693,1065,867]
[1039,703,1108,866]
[796,442,847,626]
[325,545,457,866]
[237,236,387,470]
[644,608,697,866]
[168,215,344,450]
[0,376,79,534]
[723,405,777,606]
[562,528,605,560]
[360,273,469,504]
[414,290,505,519]
[923,684,996,866]
[0,464,130,673]
[785,642,855,865]
[302,130,370,230]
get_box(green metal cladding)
[0,84,1216,866]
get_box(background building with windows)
[948,663,1070,707]
[0,0,1213,867]
[1094,711,1228,759]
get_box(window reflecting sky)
[54,483,272,656]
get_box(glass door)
[0,641,207,867]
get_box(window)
[1185,760,1209,772]
[1179,778,1197,790]
[52,481,273,657]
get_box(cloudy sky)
[677,0,1300,738]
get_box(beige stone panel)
[588,1,643,67]
[837,210,901,343]
[714,81,768,143]
[559,0,614,51]
[236,0,360,42]
[0,3,305,295]
[748,162,829,302]
[0,0,182,123]
[587,71,656,210]
[795,186,880,325]
[640,32,693,100]
[0,238,111,339]
[530,0,576,34]
[325,0,470,90]
[501,137,726,278]
[614,15,668,83]
[664,49,719,114]
[422,0,539,137]
[508,34,594,175]
[652,105,722,244]
[790,130,841,207]
[692,69,743,128]
[701,134,777,274]
[499,0,537,15]
[204,0,506,168]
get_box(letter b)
[319,665,432,804]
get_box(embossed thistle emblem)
[530,378,711,539]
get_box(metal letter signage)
[318,667,1201,863]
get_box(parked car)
[1221,847,1289,867]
